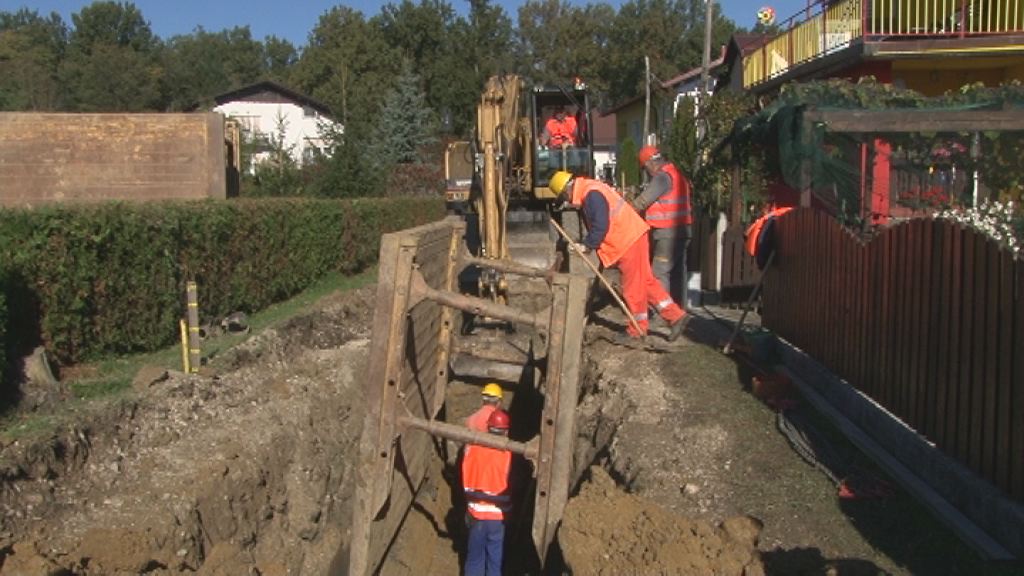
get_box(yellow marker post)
[179,318,190,373]
[186,281,200,373]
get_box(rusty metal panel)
[348,220,462,576]
[0,112,226,206]
[348,215,589,574]
[531,272,589,564]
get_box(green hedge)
[0,197,444,364]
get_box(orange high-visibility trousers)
[616,234,684,337]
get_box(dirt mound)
[560,466,765,576]
[0,286,378,575]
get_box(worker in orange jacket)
[632,145,694,306]
[465,383,503,432]
[549,170,689,342]
[541,105,577,148]
[462,409,513,576]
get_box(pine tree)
[664,96,698,176]
[368,62,438,167]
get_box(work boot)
[667,314,690,342]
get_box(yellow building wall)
[892,57,1024,95]
[1007,62,1024,81]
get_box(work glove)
[570,242,589,255]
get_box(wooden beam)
[804,110,1024,133]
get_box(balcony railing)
[743,0,1024,88]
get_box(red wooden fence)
[720,226,762,302]
[763,209,1024,502]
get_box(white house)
[211,81,340,167]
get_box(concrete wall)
[0,112,227,208]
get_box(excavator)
[444,74,596,302]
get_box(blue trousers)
[465,517,504,576]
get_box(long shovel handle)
[549,217,644,336]
[723,250,775,355]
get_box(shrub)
[0,197,444,364]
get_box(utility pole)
[643,55,651,144]
[700,0,714,96]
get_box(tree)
[308,122,376,198]
[0,9,67,110]
[164,26,265,110]
[243,111,304,197]
[663,96,698,175]
[446,0,517,133]
[515,0,614,92]
[620,137,640,187]
[262,35,297,84]
[368,62,438,166]
[59,1,165,111]
[375,0,467,135]
[292,7,400,131]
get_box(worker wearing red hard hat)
[632,144,694,307]
[549,170,688,342]
[462,408,513,576]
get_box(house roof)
[662,47,727,88]
[209,81,334,118]
[730,34,772,56]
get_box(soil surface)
[0,282,996,575]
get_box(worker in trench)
[549,170,690,343]
[465,383,503,432]
[462,408,514,576]
[631,145,694,308]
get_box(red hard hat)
[487,409,510,431]
[638,145,660,166]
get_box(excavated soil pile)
[560,466,765,576]
[0,287,378,575]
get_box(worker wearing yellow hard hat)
[550,169,689,343]
[466,382,503,432]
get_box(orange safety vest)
[571,177,650,268]
[462,444,512,520]
[545,116,577,147]
[645,163,693,228]
[465,405,496,433]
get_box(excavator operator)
[541,105,577,148]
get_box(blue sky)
[5,0,808,47]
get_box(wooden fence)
[721,226,763,302]
[762,209,1024,501]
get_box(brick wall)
[0,113,227,207]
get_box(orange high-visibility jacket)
[571,177,649,267]
[545,116,577,147]
[646,163,693,228]
[462,444,512,520]
[465,405,497,433]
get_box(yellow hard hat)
[549,171,574,195]
[482,383,503,399]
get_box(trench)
[375,330,620,576]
